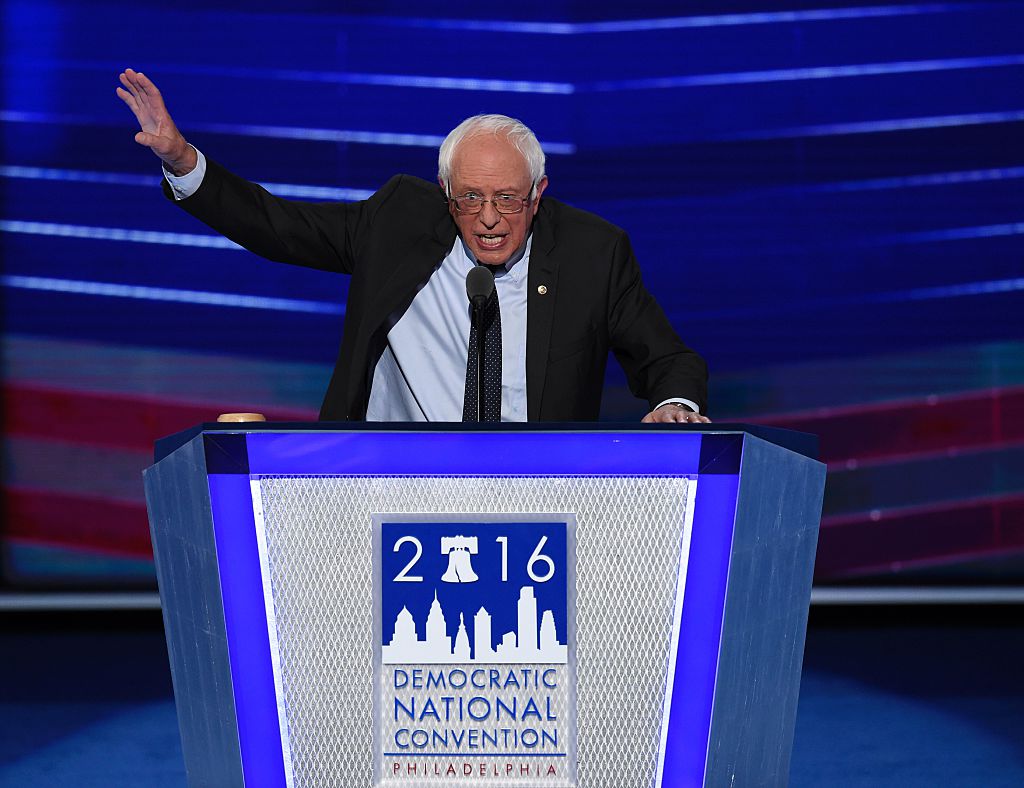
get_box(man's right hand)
[116,68,197,176]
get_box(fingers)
[119,71,151,120]
[126,69,162,112]
[134,69,161,98]
[672,411,710,424]
[115,85,138,111]
[642,406,712,425]
[118,68,176,138]
[120,69,161,114]
[119,69,143,100]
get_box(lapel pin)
[537,285,548,295]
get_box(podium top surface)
[154,421,817,465]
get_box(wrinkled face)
[443,133,548,267]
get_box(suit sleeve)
[164,156,401,275]
[606,232,709,414]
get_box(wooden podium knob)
[216,412,267,423]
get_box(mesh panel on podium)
[257,475,690,787]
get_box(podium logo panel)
[375,517,577,786]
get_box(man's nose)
[478,201,501,228]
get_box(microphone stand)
[472,298,485,422]
[465,264,495,423]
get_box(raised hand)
[116,68,197,175]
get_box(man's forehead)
[450,134,530,183]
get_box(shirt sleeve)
[162,145,206,201]
[654,397,701,415]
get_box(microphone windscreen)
[465,265,495,305]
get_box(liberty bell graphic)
[441,535,479,583]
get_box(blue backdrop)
[2,0,1022,585]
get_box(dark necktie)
[462,275,502,422]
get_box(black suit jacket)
[168,158,707,421]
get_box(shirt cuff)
[162,145,206,200]
[654,397,700,415]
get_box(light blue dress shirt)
[365,237,529,422]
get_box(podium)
[145,423,825,788]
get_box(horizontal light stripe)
[12,102,1021,148]
[811,586,1024,605]
[17,49,1019,96]
[1,165,160,188]
[1,275,343,315]
[1,219,242,249]
[877,222,1024,245]
[0,591,161,611]
[0,110,577,154]
[384,3,979,34]
[258,181,373,201]
[194,70,573,94]
[806,165,1024,193]
[188,120,442,147]
[685,275,1024,321]
[6,162,1023,206]
[156,62,572,94]
[217,68,570,94]
[0,109,439,147]
[879,276,1024,302]
[0,165,374,201]
[6,57,573,95]
[587,53,1024,91]
[12,106,995,151]
[695,165,1024,202]
[725,109,1024,140]
[187,119,577,154]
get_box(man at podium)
[117,68,709,425]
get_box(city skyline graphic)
[382,585,568,665]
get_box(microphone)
[465,266,495,423]
[465,265,495,310]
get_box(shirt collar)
[458,233,533,282]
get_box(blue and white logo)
[381,522,568,666]
[374,516,577,785]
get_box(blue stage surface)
[1,606,1022,786]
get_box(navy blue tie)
[462,281,502,422]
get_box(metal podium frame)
[144,423,825,788]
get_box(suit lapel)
[526,203,559,421]
[366,210,458,335]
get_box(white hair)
[438,114,546,199]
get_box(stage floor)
[1,605,1021,786]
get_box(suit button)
[537,285,548,295]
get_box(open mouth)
[476,234,507,248]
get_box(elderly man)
[117,68,709,424]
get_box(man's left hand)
[642,404,711,424]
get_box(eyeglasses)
[449,189,534,215]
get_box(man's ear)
[531,176,549,215]
[440,178,457,216]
